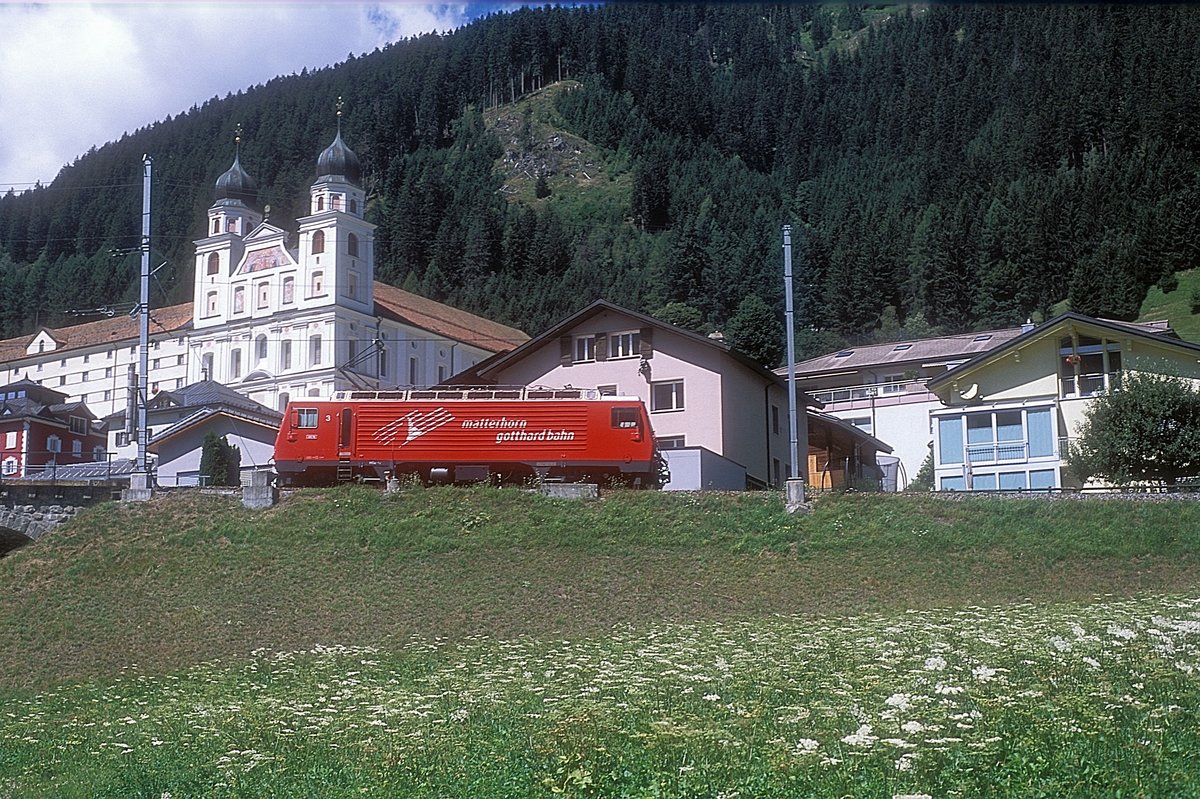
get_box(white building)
[0,128,529,461]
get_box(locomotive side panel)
[274,397,662,486]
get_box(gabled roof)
[372,282,529,354]
[0,302,193,364]
[790,317,1176,379]
[108,379,280,426]
[926,312,1199,390]
[464,299,818,402]
[147,407,281,451]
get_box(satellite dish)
[960,383,980,400]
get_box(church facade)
[0,126,528,453]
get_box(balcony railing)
[965,441,1029,465]
[808,379,929,405]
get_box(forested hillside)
[1,4,1197,361]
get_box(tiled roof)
[0,303,193,364]
[0,284,528,365]
[148,406,280,449]
[789,318,1175,377]
[372,282,529,354]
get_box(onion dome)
[213,155,259,207]
[315,129,362,187]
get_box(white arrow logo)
[374,407,455,447]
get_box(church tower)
[193,128,263,331]
[295,99,375,318]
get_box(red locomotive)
[273,387,667,487]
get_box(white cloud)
[0,3,492,189]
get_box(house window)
[651,380,684,412]
[116,432,129,447]
[312,230,325,254]
[609,331,640,359]
[205,291,218,317]
[231,349,242,379]
[207,252,220,275]
[72,440,82,457]
[311,271,325,296]
[257,281,270,309]
[46,435,61,454]
[772,405,780,435]
[880,373,906,394]
[69,416,87,435]
[598,384,618,396]
[847,416,873,435]
[309,335,322,366]
[281,340,292,371]
[4,431,16,449]
[233,286,245,314]
[657,435,685,449]
[151,359,159,370]
[282,276,295,305]
[1059,335,1122,397]
[316,196,324,212]
[347,233,359,257]
[937,408,1055,469]
[1,457,15,476]
[295,408,319,428]
[573,335,596,363]
[255,334,268,363]
[93,445,106,462]
[201,353,214,381]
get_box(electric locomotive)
[273,386,667,487]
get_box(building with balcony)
[790,314,1189,490]
[924,313,1200,491]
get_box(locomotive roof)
[315,387,641,403]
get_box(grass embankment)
[3,488,1200,797]
[1139,267,1200,341]
[3,487,1200,691]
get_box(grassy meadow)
[2,487,1200,797]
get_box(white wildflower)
[841,724,877,747]
[901,720,924,734]
[923,656,947,671]
[792,738,820,754]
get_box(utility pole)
[783,224,806,512]
[123,155,154,502]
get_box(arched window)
[207,252,220,275]
[212,219,220,234]
[316,196,324,212]
[231,349,242,379]
[201,352,214,381]
[312,230,325,254]
[281,276,295,305]
[255,334,268,363]
[278,392,290,411]
[347,233,359,257]
[349,198,358,214]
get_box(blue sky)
[0,2,519,189]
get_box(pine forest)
[1,4,1198,364]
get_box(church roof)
[372,282,529,354]
[214,154,259,208]
[315,129,361,187]
[0,303,193,365]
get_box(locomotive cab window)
[295,408,319,428]
[612,407,640,429]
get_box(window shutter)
[639,327,654,359]
[594,333,608,361]
[560,336,573,367]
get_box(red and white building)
[0,379,106,479]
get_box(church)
[0,123,529,463]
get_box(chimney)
[1021,318,1035,334]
